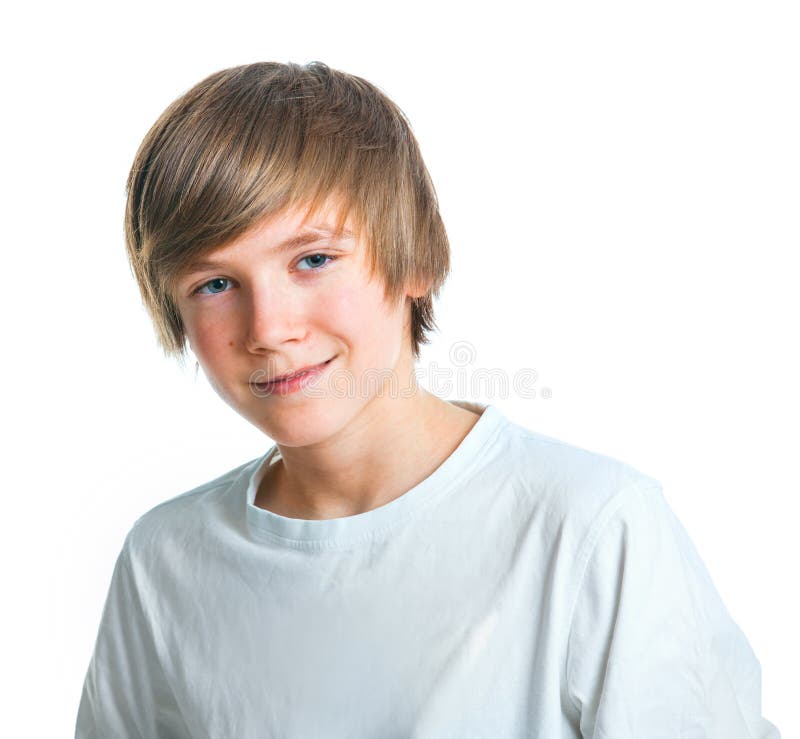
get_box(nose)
[243,283,309,353]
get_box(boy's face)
[174,196,420,447]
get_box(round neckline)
[242,400,507,549]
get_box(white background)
[1,1,796,736]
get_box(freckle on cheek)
[228,340,234,347]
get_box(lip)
[269,358,333,383]
[250,356,336,395]
[268,357,335,385]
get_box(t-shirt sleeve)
[565,483,781,739]
[75,540,190,739]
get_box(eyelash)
[190,253,339,296]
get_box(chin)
[249,400,350,448]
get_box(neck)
[256,389,480,520]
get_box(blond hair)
[124,61,451,367]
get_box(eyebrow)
[182,227,354,276]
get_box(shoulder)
[491,414,664,549]
[120,453,265,566]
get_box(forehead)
[185,225,354,273]
[180,200,358,276]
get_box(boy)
[76,61,780,738]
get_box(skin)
[175,195,480,520]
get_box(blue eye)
[194,277,231,296]
[297,253,336,271]
[191,254,336,297]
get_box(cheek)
[318,281,406,365]
[184,312,231,360]
[319,281,399,338]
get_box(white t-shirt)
[76,400,780,738]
